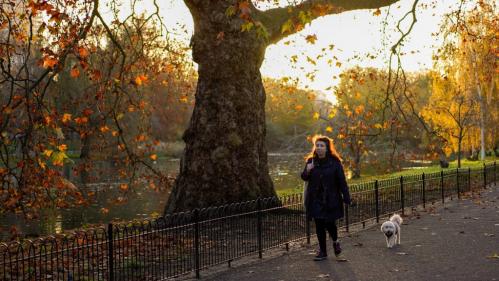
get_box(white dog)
[380,214,403,248]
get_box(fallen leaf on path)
[484,233,495,237]
[396,252,408,255]
[336,257,348,262]
[353,242,363,247]
[486,253,499,259]
[317,273,330,278]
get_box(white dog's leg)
[397,228,401,245]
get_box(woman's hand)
[306,162,314,172]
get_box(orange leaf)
[42,56,58,69]
[100,126,109,133]
[295,105,304,111]
[119,184,128,191]
[100,208,109,214]
[373,9,381,16]
[61,113,71,123]
[58,144,67,151]
[134,74,148,86]
[150,154,157,160]
[74,117,88,124]
[78,47,89,58]
[70,66,80,78]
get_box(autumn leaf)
[70,66,80,78]
[305,34,318,44]
[100,125,110,133]
[336,61,342,67]
[179,95,188,103]
[313,112,320,120]
[43,149,53,157]
[100,208,109,214]
[61,113,72,123]
[119,184,128,191]
[57,144,67,152]
[134,74,148,86]
[295,105,304,111]
[74,117,88,124]
[241,21,254,32]
[42,56,58,69]
[373,8,382,16]
[51,151,68,166]
[150,154,158,160]
[78,47,89,58]
[326,126,333,132]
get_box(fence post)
[375,180,380,223]
[495,161,497,186]
[400,176,404,216]
[305,211,311,244]
[468,168,471,192]
[456,168,460,199]
[422,173,426,209]
[107,223,114,281]
[257,199,263,259]
[483,163,487,189]
[345,203,349,232]
[194,209,200,279]
[440,170,445,203]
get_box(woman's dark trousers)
[314,218,338,255]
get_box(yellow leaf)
[305,34,317,44]
[43,149,53,157]
[313,112,320,120]
[62,113,72,123]
[179,96,188,103]
[336,61,342,67]
[51,151,68,166]
[374,123,383,129]
[326,126,333,132]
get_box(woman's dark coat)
[301,156,351,221]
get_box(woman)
[301,135,351,261]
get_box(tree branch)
[257,0,400,44]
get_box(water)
[0,153,307,239]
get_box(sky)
[101,0,461,101]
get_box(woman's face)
[315,141,327,158]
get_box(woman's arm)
[336,163,351,204]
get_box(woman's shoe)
[333,241,342,256]
[313,252,328,261]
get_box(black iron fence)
[1,162,497,280]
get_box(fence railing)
[1,162,497,280]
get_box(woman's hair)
[305,135,343,162]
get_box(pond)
[0,153,308,240]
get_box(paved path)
[189,185,499,281]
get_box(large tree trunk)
[165,1,275,213]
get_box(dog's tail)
[391,214,403,225]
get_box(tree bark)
[165,1,275,213]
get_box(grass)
[276,156,497,196]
